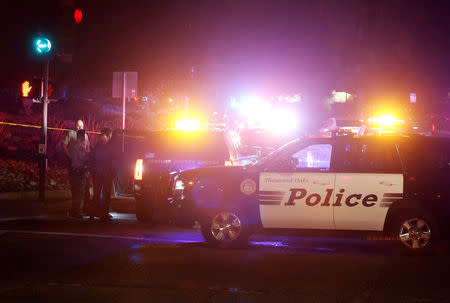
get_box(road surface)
[0,199,449,302]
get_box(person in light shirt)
[68,130,89,218]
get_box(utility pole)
[38,60,49,201]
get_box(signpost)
[113,72,137,151]
[33,35,52,201]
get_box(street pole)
[122,72,126,152]
[38,60,49,201]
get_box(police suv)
[173,134,449,252]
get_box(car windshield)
[251,138,301,167]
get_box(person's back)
[91,128,115,221]
[91,137,114,176]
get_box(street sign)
[35,37,52,54]
[410,93,417,103]
[113,72,138,98]
[38,144,45,154]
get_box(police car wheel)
[201,210,250,248]
[393,212,437,253]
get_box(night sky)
[2,0,449,107]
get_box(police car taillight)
[134,159,143,180]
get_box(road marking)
[0,215,47,222]
[0,229,200,244]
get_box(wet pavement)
[0,198,449,302]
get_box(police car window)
[291,144,332,171]
[339,142,401,173]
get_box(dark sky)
[2,0,449,104]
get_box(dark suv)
[133,128,251,223]
[173,134,449,252]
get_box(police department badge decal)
[240,179,257,195]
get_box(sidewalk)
[0,192,135,218]
[0,190,71,201]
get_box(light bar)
[134,159,143,180]
[174,119,201,131]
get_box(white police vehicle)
[173,134,450,252]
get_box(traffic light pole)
[122,72,126,152]
[38,60,49,201]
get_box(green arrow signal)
[34,37,52,54]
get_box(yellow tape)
[0,121,100,134]
[0,121,149,139]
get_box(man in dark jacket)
[90,128,115,221]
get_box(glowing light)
[21,81,32,97]
[307,151,314,168]
[175,180,184,190]
[74,8,83,24]
[34,37,52,54]
[230,97,238,108]
[263,109,298,133]
[329,90,352,103]
[134,159,143,180]
[174,119,201,131]
[373,115,397,127]
[224,160,233,166]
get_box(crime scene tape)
[0,121,146,139]
[0,121,100,134]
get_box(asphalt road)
[0,199,449,303]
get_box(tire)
[389,210,439,254]
[200,209,251,248]
[135,197,154,224]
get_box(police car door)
[259,140,336,229]
[333,140,403,231]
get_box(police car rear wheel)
[201,210,249,247]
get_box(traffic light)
[33,36,52,56]
[74,8,83,24]
[20,79,42,100]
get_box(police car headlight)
[175,180,185,190]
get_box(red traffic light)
[74,8,83,24]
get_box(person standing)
[62,120,89,159]
[68,130,89,218]
[90,128,115,221]
[62,119,91,210]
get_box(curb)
[0,190,71,201]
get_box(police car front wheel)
[392,212,438,252]
[201,210,250,247]
[398,217,432,250]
